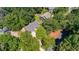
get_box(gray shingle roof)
[40,12,51,20]
[25,21,39,32]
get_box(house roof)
[40,12,51,20]
[25,21,39,32]
[49,30,62,39]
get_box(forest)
[0,7,79,51]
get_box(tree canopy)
[36,26,55,50]
[0,7,48,31]
[19,32,39,51]
[59,34,79,51]
[0,34,19,51]
[0,7,79,51]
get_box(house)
[35,12,52,22]
[40,12,51,21]
[47,29,62,51]
[24,12,52,37]
[50,29,70,47]
[24,21,40,37]
[49,30,62,50]
[49,30,62,39]
[25,21,39,32]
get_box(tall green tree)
[3,8,35,31]
[53,7,68,15]
[36,26,47,39]
[2,7,47,31]
[19,32,39,51]
[59,34,79,51]
[36,26,55,50]
[42,19,61,33]
[0,34,19,51]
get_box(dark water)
[54,29,70,51]
[56,29,70,45]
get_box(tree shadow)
[54,29,71,51]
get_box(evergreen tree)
[0,34,19,51]
[19,32,39,51]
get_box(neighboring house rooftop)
[49,30,62,39]
[40,12,51,21]
[24,12,52,33]
[25,21,39,32]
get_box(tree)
[36,26,55,50]
[2,7,47,31]
[3,8,35,31]
[53,13,65,20]
[71,8,79,15]
[36,26,47,39]
[42,19,61,33]
[41,36,55,50]
[19,32,39,51]
[43,8,79,33]
[53,7,68,15]
[0,33,19,51]
[59,34,79,51]
[65,12,79,33]
[0,8,6,28]
[42,7,79,51]
[42,7,69,33]
[53,7,68,21]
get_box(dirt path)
[10,27,26,38]
[38,40,45,51]
[10,31,20,37]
